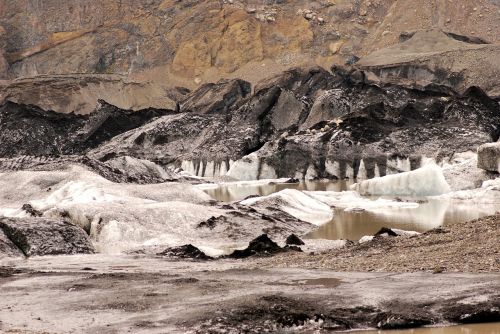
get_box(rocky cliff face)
[0,0,499,113]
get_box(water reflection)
[355,322,500,334]
[205,180,500,241]
[204,180,352,203]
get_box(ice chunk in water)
[351,164,451,196]
[240,189,333,225]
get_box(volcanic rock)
[228,234,299,259]
[157,244,212,260]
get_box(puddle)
[292,277,342,287]
[267,277,342,287]
[355,322,500,334]
[205,181,500,241]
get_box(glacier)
[351,164,451,197]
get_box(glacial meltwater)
[204,180,500,241]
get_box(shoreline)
[256,215,500,273]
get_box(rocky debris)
[71,100,170,151]
[21,203,43,217]
[285,234,305,245]
[477,142,500,172]
[0,217,95,256]
[227,234,301,259]
[181,79,251,115]
[297,9,325,24]
[156,244,212,260]
[262,215,500,273]
[197,216,220,230]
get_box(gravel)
[254,215,500,273]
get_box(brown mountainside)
[0,0,499,113]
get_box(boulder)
[157,244,212,260]
[228,234,283,259]
[477,142,500,172]
[0,217,95,256]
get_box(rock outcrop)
[1,0,498,102]
[0,217,95,256]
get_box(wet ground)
[205,181,500,240]
[357,323,500,334]
[0,255,499,333]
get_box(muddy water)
[205,181,499,241]
[356,323,500,334]
[204,179,352,202]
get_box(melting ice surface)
[1,163,499,254]
[202,167,500,241]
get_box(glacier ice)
[226,153,277,181]
[351,164,451,196]
[305,190,419,211]
[241,188,334,225]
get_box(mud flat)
[0,253,499,334]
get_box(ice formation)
[351,164,451,196]
[226,153,277,181]
[241,189,334,225]
[0,166,237,254]
[305,191,419,212]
